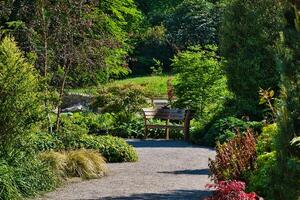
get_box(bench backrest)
[142,108,187,121]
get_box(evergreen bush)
[269,2,300,199]
[220,0,283,118]
[0,37,57,200]
[0,37,42,150]
[33,130,138,163]
[203,117,262,146]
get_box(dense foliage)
[130,0,221,74]
[247,151,276,198]
[243,124,277,198]
[0,37,41,150]
[92,84,148,137]
[93,84,148,120]
[33,129,138,163]
[256,124,277,155]
[0,37,57,200]
[0,0,142,86]
[165,0,219,49]
[203,117,262,146]
[172,46,229,122]
[220,0,283,118]
[1,0,300,199]
[269,1,300,199]
[0,155,57,200]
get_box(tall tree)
[271,1,300,199]
[0,0,143,131]
[136,0,183,25]
[48,0,110,130]
[165,0,219,50]
[220,0,283,118]
[0,0,142,87]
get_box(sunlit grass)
[67,75,172,97]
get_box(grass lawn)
[67,75,172,97]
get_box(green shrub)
[32,132,64,152]
[61,112,145,139]
[203,117,262,146]
[172,45,230,124]
[12,157,57,198]
[33,129,138,163]
[0,155,57,200]
[270,3,300,199]
[58,121,90,150]
[247,154,300,200]
[247,152,276,198]
[0,37,57,200]
[0,161,21,200]
[82,135,139,163]
[113,116,145,138]
[189,120,207,144]
[92,84,148,123]
[256,124,277,155]
[68,112,114,135]
[92,84,150,138]
[246,124,278,198]
[220,0,283,117]
[0,37,42,150]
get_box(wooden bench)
[142,108,191,141]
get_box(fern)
[291,137,300,148]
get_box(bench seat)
[142,108,191,141]
[146,124,185,129]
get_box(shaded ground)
[36,140,215,200]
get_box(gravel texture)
[36,140,215,200]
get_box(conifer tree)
[0,37,41,150]
[270,1,300,199]
[220,0,283,118]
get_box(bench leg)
[184,128,189,142]
[144,126,148,139]
[184,111,191,142]
[166,128,170,140]
[166,119,170,140]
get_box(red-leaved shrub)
[209,129,256,181]
[205,181,257,200]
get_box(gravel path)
[36,140,215,200]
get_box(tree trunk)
[55,64,69,132]
[40,2,53,133]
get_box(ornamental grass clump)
[39,149,108,180]
[66,149,107,179]
[39,151,68,178]
[209,129,256,181]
